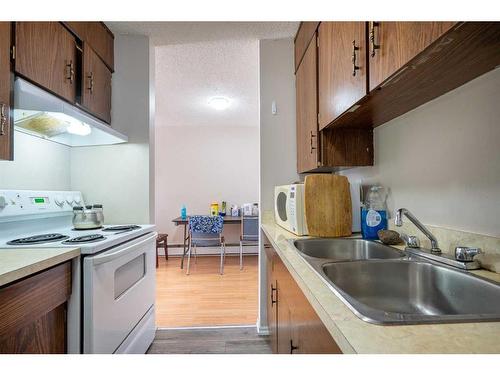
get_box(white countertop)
[0,247,80,287]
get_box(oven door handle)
[91,232,157,266]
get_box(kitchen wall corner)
[258,38,298,332]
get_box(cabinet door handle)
[370,22,380,57]
[290,340,299,354]
[65,60,75,84]
[351,40,360,76]
[0,103,7,136]
[310,131,317,154]
[270,283,277,305]
[87,72,94,94]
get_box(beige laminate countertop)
[0,247,80,287]
[261,216,500,354]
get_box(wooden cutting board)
[304,174,352,237]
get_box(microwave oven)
[274,184,308,236]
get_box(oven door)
[83,232,157,353]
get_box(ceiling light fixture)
[67,121,92,136]
[208,96,231,111]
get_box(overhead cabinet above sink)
[295,21,500,173]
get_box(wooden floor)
[147,326,271,354]
[155,255,259,328]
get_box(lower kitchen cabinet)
[0,262,71,354]
[0,22,12,161]
[263,233,342,354]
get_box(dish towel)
[475,253,500,274]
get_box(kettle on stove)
[73,205,104,230]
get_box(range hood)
[14,78,128,147]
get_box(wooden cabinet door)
[82,43,112,124]
[296,33,319,173]
[15,22,77,103]
[0,22,12,161]
[368,22,455,91]
[64,22,114,71]
[294,22,319,71]
[264,244,278,353]
[318,22,367,130]
[277,291,293,354]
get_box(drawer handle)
[0,103,7,136]
[310,131,317,154]
[65,60,75,84]
[87,72,94,94]
[370,22,380,57]
[351,40,360,76]
[290,340,299,354]
[270,283,277,305]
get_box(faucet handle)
[401,233,420,248]
[455,247,482,262]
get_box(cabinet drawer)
[0,262,71,338]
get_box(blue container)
[181,205,187,220]
[361,208,388,240]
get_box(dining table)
[172,215,242,269]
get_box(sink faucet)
[395,208,441,254]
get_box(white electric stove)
[0,190,157,354]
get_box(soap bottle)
[361,186,388,240]
[181,204,187,220]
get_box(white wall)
[340,67,500,238]
[259,39,299,211]
[258,38,298,332]
[0,131,71,190]
[71,35,153,224]
[155,125,259,247]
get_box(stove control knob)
[55,196,65,207]
[0,195,7,209]
[73,195,82,205]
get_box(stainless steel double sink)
[292,238,500,325]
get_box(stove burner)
[7,233,70,245]
[63,234,106,244]
[102,225,141,232]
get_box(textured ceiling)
[155,39,260,128]
[106,21,299,45]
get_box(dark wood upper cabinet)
[0,22,13,161]
[64,22,114,71]
[15,22,77,104]
[318,22,367,130]
[82,43,112,124]
[294,22,319,72]
[296,33,319,173]
[368,22,455,91]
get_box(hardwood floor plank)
[155,255,258,328]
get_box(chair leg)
[220,244,224,275]
[156,244,159,268]
[186,240,192,275]
[164,237,168,261]
[239,240,243,270]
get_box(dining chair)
[187,215,226,275]
[239,215,259,270]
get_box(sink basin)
[293,238,404,261]
[321,260,500,324]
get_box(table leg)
[180,223,188,269]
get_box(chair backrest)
[241,215,259,241]
[189,215,224,246]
